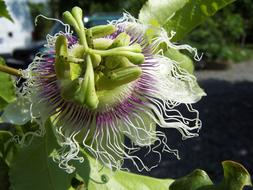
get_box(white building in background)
[0,0,34,55]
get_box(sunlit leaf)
[170,161,252,190]
[0,0,13,22]
[221,160,252,188]
[139,0,236,41]
[9,121,75,190]
[208,161,252,190]
[78,149,174,190]
[0,57,16,108]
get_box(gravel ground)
[126,60,253,189]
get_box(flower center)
[54,7,144,110]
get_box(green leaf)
[139,0,188,28]
[9,121,75,190]
[0,0,13,22]
[169,161,252,190]
[0,57,16,106]
[169,169,213,190]
[79,149,174,190]
[218,160,252,190]
[199,161,252,190]
[139,0,236,41]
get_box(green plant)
[185,1,253,63]
[0,1,252,190]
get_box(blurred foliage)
[29,0,147,40]
[49,0,147,18]
[28,2,53,40]
[184,1,253,63]
[0,0,13,22]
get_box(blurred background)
[0,0,253,187]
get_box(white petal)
[119,110,158,146]
[148,56,206,104]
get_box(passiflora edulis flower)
[21,7,205,173]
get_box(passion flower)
[21,7,205,173]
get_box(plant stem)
[0,64,22,76]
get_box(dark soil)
[125,62,253,189]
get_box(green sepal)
[90,24,116,38]
[170,169,213,190]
